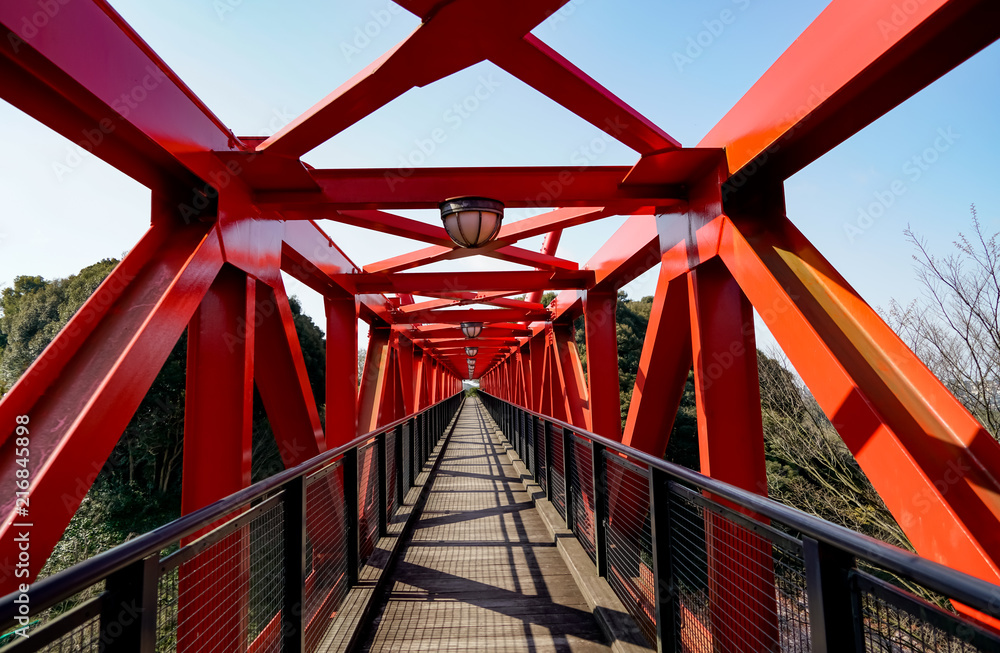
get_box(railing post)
[410,416,419,484]
[592,442,608,577]
[649,468,678,653]
[282,474,307,652]
[544,420,554,501]
[100,554,158,653]
[530,415,539,476]
[377,431,388,537]
[344,447,360,585]
[563,426,575,531]
[803,536,861,653]
[396,423,406,506]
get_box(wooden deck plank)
[357,398,612,652]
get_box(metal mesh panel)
[524,415,534,474]
[774,548,810,652]
[172,500,285,653]
[855,570,1000,652]
[418,415,426,467]
[570,435,596,563]
[157,567,179,652]
[305,461,348,653]
[358,442,381,563]
[35,616,101,652]
[604,456,655,644]
[549,425,567,520]
[535,419,547,496]
[669,487,806,653]
[517,411,531,465]
[420,413,428,464]
[386,430,397,517]
[401,422,412,497]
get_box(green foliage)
[0,260,118,393]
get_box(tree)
[888,205,999,439]
[0,260,118,393]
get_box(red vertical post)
[429,359,439,404]
[529,333,546,412]
[584,290,622,441]
[397,335,415,415]
[414,348,428,411]
[544,330,567,421]
[358,325,391,435]
[178,266,254,652]
[326,292,359,447]
[379,346,399,426]
[392,347,406,419]
[688,258,778,651]
[552,322,590,429]
[517,345,530,409]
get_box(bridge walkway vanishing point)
[357,397,613,652]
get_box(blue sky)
[1,0,997,357]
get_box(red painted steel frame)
[1,0,999,640]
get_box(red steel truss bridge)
[1,1,1000,651]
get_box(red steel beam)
[393,308,550,325]
[583,290,622,440]
[497,207,620,242]
[400,297,544,314]
[252,282,326,466]
[342,270,595,295]
[701,0,999,179]
[326,292,360,447]
[364,242,579,274]
[494,35,680,155]
[0,0,241,191]
[258,0,569,158]
[259,167,685,210]
[622,267,692,455]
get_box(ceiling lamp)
[440,197,504,248]
[461,322,483,339]
[465,347,479,356]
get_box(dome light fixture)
[465,346,479,356]
[461,321,483,339]
[440,197,504,248]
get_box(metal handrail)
[0,393,463,626]
[479,392,1000,620]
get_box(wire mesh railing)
[479,392,1000,653]
[0,394,463,653]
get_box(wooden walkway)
[359,397,612,652]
